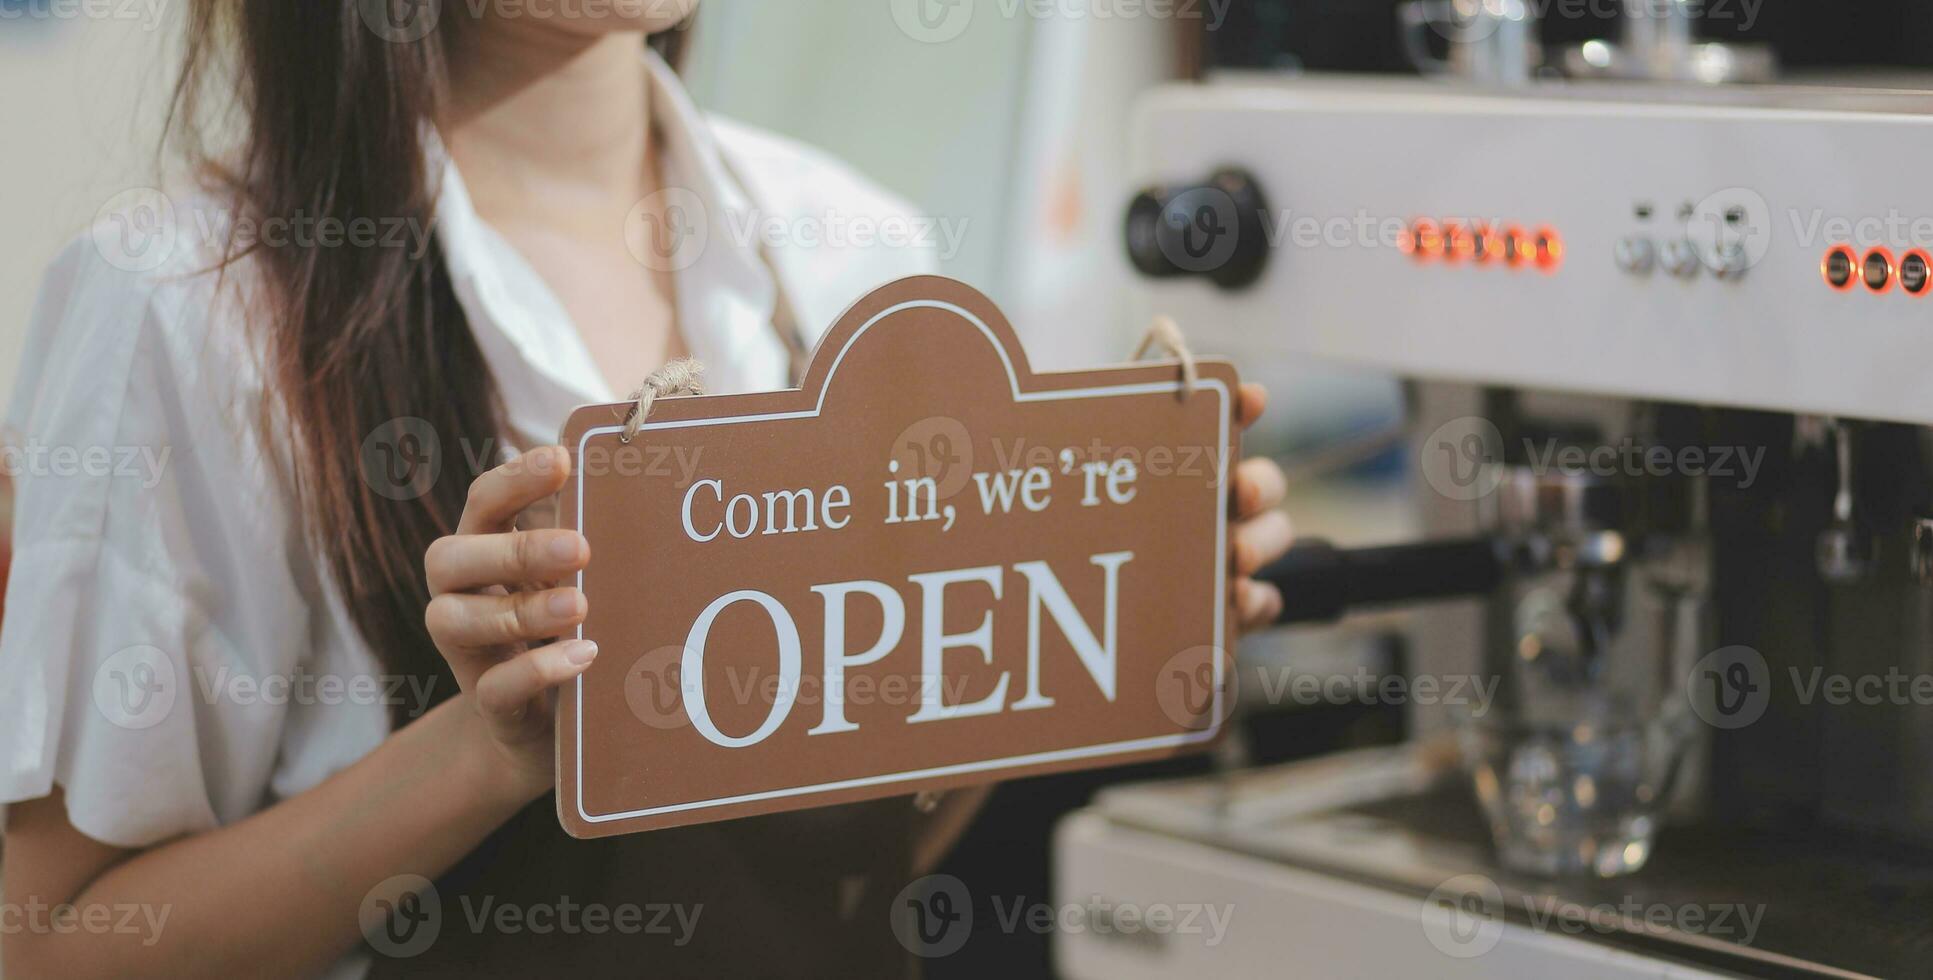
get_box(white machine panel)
[1131,78,1933,425]
[1053,813,1729,979]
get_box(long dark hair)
[170,5,687,725]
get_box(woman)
[0,3,1293,977]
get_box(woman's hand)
[1232,383,1291,632]
[423,446,595,804]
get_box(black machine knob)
[1125,168,1271,290]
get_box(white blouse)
[0,49,936,861]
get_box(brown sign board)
[556,276,1239,838]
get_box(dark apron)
[367,158,926,977]
[365,796,917,978]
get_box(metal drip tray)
[1083,744,1933,979]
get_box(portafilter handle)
[1255,536,1506,626]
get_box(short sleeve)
[0,238,308,848]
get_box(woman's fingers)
[457,446,573,535]
[1229,384,1286,634]
[1237,382,1268,431]
[425,529,590,596]
[1236,578,1285,629]
[1234,509,1294,578]
[426,587,588,652]
[1234,457,1288,519]
[473,639,601,725]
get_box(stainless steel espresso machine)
[1056,6,1933,978]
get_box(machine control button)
[1125,168,1272,290]
[1661,238,1701,278]
[1712,242,1751,280]
[1614,235,1655,274]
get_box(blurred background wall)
[0,5,181,387]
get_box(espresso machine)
[1055,4,1933,977]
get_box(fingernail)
[549,589,584,618]
[550,534,583,562]
[565,640,599,666]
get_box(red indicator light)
[1900,249,1931,296]
[1822,245,1857,292]
[1533,227,1564,273]
[1502,225,1531,269]
[1471,223,1503,264]
[1444,221,1476,263]
[1403,219,1445,261]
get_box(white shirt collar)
[428,48,789,446]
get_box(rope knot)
[1132,314,1198,399]
[619,358,707,443]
